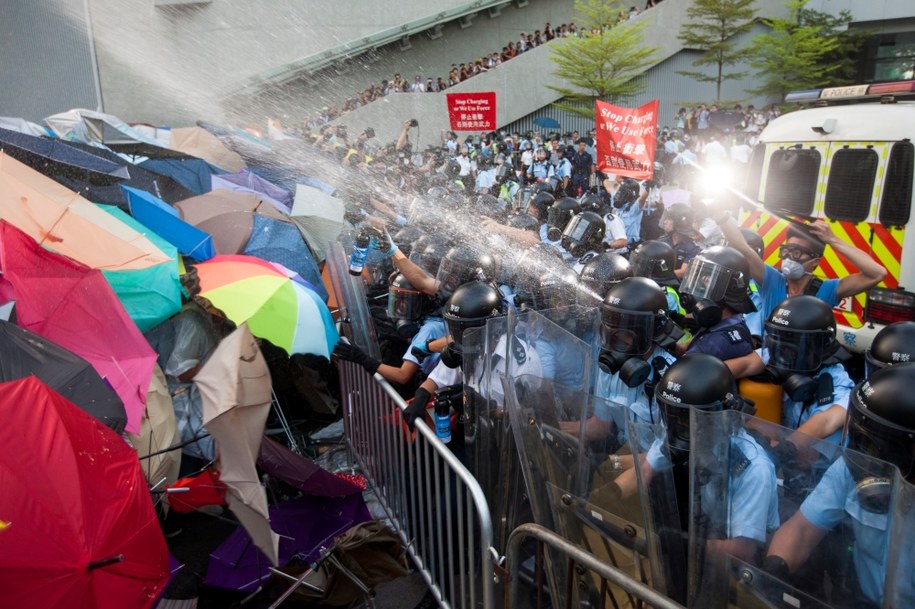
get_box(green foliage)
[677,0,757,104]
[548,0,658,118]
[795,5,869,84]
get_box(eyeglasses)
[778,244,818,262]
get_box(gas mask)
[440,342,463,369]
[679,293,722,328]
[394,319,421,340]
[561,212,603,259]
[779,258,806,280]
[678,257,737,328]
[597,351,652,387]
[767,366,819,403]
[598,308,657,387]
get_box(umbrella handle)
[87,554,125,571]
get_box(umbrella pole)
[87,554,125,571]
[270,390,301,454]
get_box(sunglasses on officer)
[778,244,819,262]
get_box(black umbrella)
[0,320,127,433]
[0,127,130,186]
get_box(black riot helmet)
[387,273,436,338]
[864,321,915,375]
[515,185,535,212]
[546,197,581,242]
[440,280,505,368]
[843,364,915,514]
[679,245,756,327]
[599,277,669,387]
[526,191,555,222]
[613,178,641,210]
[655,353,754,466]
[391,225,424,259]
[512,244,565,310]
[506,212,541,233]
[408,235,451,274]
[537,267,581,311]
[561,211,605,258]
[475,193,509,222]
[629,240,679,287]
[444,159,461,179]
[580,192,610,217]
[659,203,699,238]
[579,253,633,302]
[533,180,555,195]
[435,245,498,301]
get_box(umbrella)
[0,319,127,433]
[168,126,246,173]
[291,183,345,263]
[257,436,363,498]
[127,365,181,493]
[211,168,293,213]
[0,221,157,434]
[0,151,172,271]
[99,204,183,332]
[0,376,169,609]
[195,255,339,357]
[0,116,51,136]
[43,108,162,149]
[139,157,223,195]
[0,126,130,186]
[533,116,561,130]
[204,493,371,592]
[243,215,327,301]
[122,185,215,262]
[174,189,289,255]
[196,323,279,566]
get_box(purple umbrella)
[257,436,363,498]
[203,493,371,592]
[211,169,293,214]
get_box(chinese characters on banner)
[446,92,496,132]
[594,99,659,179]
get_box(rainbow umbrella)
[195,255,338,358]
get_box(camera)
[409,119,419,127]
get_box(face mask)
[780,258,806,280]
[440,343,462,369]
[680,293,721,328]
[598,351,651,387]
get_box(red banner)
[594,99,659,179]
[446,92,497,132]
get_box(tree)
[747,0,843,101]
[677,0,757,105]
[548,0,658,119]
[795,5,869,85]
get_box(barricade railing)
[506,523,687,609]
[338,359,496,609]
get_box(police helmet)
[630,240,679,287]
[512,244,565,309]
[442,280,504,349]
[475,193,509,222]
[444,159,461,179]
[579,192,610,217]
[526,191,555,223]
[599,277,668,357]
[388,273,435,322]
[679,245,756,313]
[514,186,534,212]
[613,179,640,209]
[506,212,541,233]
[408,235,451,275]
[864,321,915,374]
[537,267,581,311]
[579,253,633,301]
[533,181,554,195]
[546,197,581,242]
[392,225,424,259]
[436,245,498,300]
[659,203,699,238]
[764,295,838,373]
[845,363,915,484]
[561,211,606,258]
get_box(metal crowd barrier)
[338,360,496,609]
[506,523,687,609]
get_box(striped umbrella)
[195,255,338,358]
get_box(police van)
[740,80,915,353]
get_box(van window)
[825,148,878,223]
[764,148,819,216]
[880,141,913,227]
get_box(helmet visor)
[763,326,829,372]
[631,251,675,283]
[562,213,595,243]
[387,286,425,321]
[679,258,732,302]
[436,257,475,300]
[845,397,915,482]
[599,305,654,355]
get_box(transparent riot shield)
[885,475,915,608]
[534,304,601,394]
[627,418,689,606]
[727,556,833,609]
[325,240,381,360]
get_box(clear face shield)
[387,285,426,322]
[763,326,831,373]
[679,258,732,303]
[599,305,655,356]
[560,213,599,257]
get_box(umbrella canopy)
[0,319,127,433]
[0,126,130,186]
[44,108,162,149]
[139,157,222,195]
[195,255,338,357]
[204,493,371,592]
[533,116,562,130]
[122,185,215,262]
[127,365,181,493]
[196,323,279,566]
[211,168,292,213]
[99,204,183,332]
[0,376,169,609]
[243,215,327,301]
[174,189,288,255]
[0,151,172,271]
[0,116,51,136]
[257,436,363,498]
[0,221,157,434]
[291,183,345,263]
[169,126,246,173]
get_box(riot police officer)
[658,203,702,279]
[578,252,632,303]
[864,321,915,375]
[561,211,606,273]
[629,239,683,314]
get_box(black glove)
[762,555,791,581]
[333,340,381,374]
[404,388,431,430]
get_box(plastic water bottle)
[434,400,451,444]
[348,230,370,276]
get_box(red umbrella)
[0,376,169,609]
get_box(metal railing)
[506,523,687,609]
[338,359,496,609]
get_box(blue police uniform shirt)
[536,335,587,388]
[760,263,840,325]
[686,315,754,360]
[743,279,763,339]
[659,234,702,270]
[555,157,572,180]
[539,223,574,263]
[528,160,553,180]
[616,197,644,245]
[403,317,447,375]
[800,458,893,605]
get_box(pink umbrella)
[0,221,156,434]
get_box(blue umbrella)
[0,126,129,185]
[243,215,328,301]
[121,185,215,262]
[533,116,562,130]
[139,157,224,195]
